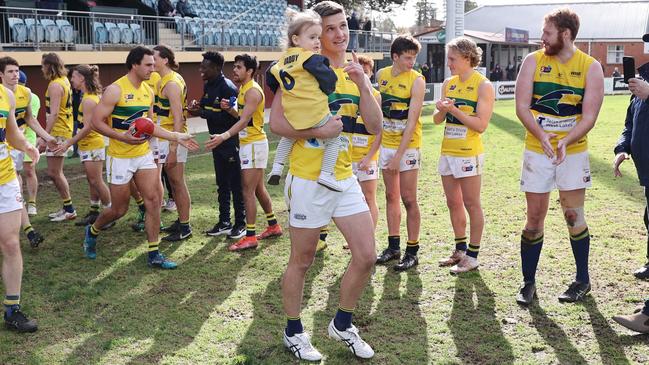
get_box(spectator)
[158,0,176,17]
[422,62,430,82]
[612,66,621,77]
[176,0,197,18]
[347,11,360,50]
[506,59,516,80]
[613,59,649,280]
[490,63,502,81]
[362,17,372,49]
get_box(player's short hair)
[446,36,482,68]
[390,35,421,58]
[126,46,154,70]
[312,1,344,18]
[284,9,321,49]
[73,64,102,95]
[0,56,19,73]
[357,55,374,69]
[41,52,67,80]
[202,51,224,69]
[234,54,259,76]
[153,44,179,71]
[544,7,580,41]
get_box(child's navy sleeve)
[303,54,337,95]
[265,61,280,93]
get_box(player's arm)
[393,76,425,158]
[45,82,62,133]
[303,54,337,95]
[23,90,55,143]
[5,89,38,163]
[89,84,138,143]
[269,89,342,140]
[560,60,604,145]
[433,79,450,124]
[614,95,636,156]
[348,55,381,135]
[446,80,494,133]
[220,83,239,118]
[63,98,97,147]
[362,92,383,162]
[206,88,262,150]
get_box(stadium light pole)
[444,0,465,78]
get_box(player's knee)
[385,190,400,203]
[562,206,586,229]
[462,197,481,213]
[0,238,20,256]
[401,194,418,210]
[522,228,543,241]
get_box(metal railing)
[0,6,395,53]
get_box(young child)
[266,9,340,191]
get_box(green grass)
[2,95,648,364]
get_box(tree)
[306,0,405,12]
[415,0,437,27]
[465,0,478,13]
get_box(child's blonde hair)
[283,8,322,50]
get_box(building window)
[607,45,624,64]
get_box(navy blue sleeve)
[303,54,337,95]
[265,61,280,93]
[614,95,635,155]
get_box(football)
[130,117,155,139]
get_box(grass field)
[1,95,648,364]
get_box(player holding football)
[82,46,198,269]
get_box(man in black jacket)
[613,43,649,280]
[176,0,197,18]
[188,51,246,239]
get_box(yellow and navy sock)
[63,198,74,213]
[570,228,590,283]
[406,239,419,255]
[148,240,160,260]
[285,316,303,337]
[23,225,35,241]
[27,199,36,205]
[319,227,329,242]
[388,235,400,251]
[89,200,100,214]
[334,306,354,331]
[89,224,101,238]
[3,294,20,316]
[467,244,480,258]
[136,198,145,213]
[521,234,544,283]
[455,236,468,251]
[246,223,255,237]
[266,212,277,227]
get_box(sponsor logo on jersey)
[540,65,552,73]
[293,213,307,220]
[380,80,388,86]
[449,85,457,90]
[125,94,134,101]
[570,71,582,77]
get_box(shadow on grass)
[449,271,515,365]
[580,297,631,365]
[61,237,270,364]
[366,268,429,364]
[489,112,644,204]
[529,303,588,365]
[233,252,327,364]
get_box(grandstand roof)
[465,1,649,41]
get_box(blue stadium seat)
[93,22,108,44]
[55,19,74,43]
[24,18,44,43]
[104,22,121,44]
[130,23,143,43]
[117,23,134,43]
[40,18,60,42]
[8,18,27,43]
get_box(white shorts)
[438,154,484,178]
[10,149,24,172]
[157,139,188,164]
[520,149,592,193]
[379,147,420,172]
[106,152,157,185]
[45,136,70,157]
[149,137,160,160]
[0,178,23,214]
[284,174,369,228]
[79,148,106,162]
[240,140,269,170]
[352,160,379,182]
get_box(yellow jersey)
[288,67,357,181]
[351,87,380,162]
[0,86,17,185]
[526,49,595,155]
[378,66,424,149]
[157,71,187,132]
[14,85,30,131]
[45,76,73,139]
[107,75,153,158]
[78,93,105,151]
[268,47,337,130]
[441,71,488,157]
[238,79,266,144]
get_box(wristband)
[221,131,231,140]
